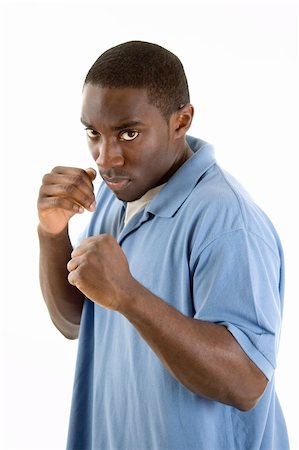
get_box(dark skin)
[38,85,267,410]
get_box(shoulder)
[181,164,281,255]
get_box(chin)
[113,185,149,203]
[110,179,159,202]
[114,192,144,203]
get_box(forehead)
[81,84,162,127]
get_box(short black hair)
[84,41,190,121]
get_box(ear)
[171,104,194,140]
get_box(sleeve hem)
[221,322,275,380]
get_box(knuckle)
[64,183,75,194]
[102,234,114,244]
[38,184,45,196]
[68,271,75,285]
[72,170,85,186]
[51,166,63,173]
[42,173,51,184]
[80,194,91,206]
[84,242,96,256]
[75,263,86,279]
[89,242,99,252]
[38,185,51,203]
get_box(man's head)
[84,40,190,121]
[82,41,194,202]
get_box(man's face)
[81,84,187,202]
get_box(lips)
[102,176,131,192]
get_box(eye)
[85,128,100,139]
[119,130,139,141]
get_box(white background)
[0,0,298,449]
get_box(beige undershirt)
[124,183,166,226]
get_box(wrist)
[37,223,69,240]
[117,280,158,322]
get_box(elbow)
[233,396,260,412]
[228,353,269,412]
[61,328,79,340]
[51,317,80,340]
[231,379,268,412]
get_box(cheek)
[137,151,170,181]
[139,134,170,166]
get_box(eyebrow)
[80,118,144,132]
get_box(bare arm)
[38,225,84,339]
[37,166,96,339]
[67,234,268,410]
[120,284,267,411]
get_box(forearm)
[119,283,267,411]
[66,234,267,409]
[38,225,84,339]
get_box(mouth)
[102,176,131,192]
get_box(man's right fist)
[37,166,97,236]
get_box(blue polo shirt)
[67,136,289,450]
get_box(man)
[38,41,289,449]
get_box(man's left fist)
[67,234,136,310]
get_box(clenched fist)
[38,166,97,235]
[67,234,140,311]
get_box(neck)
[184,144,194,161]
[158,141,193,186]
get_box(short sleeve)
[192,229,283,380]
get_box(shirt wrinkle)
[67,135,289,450]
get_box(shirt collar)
[145,136,216,218]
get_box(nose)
[95,140,125,170]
